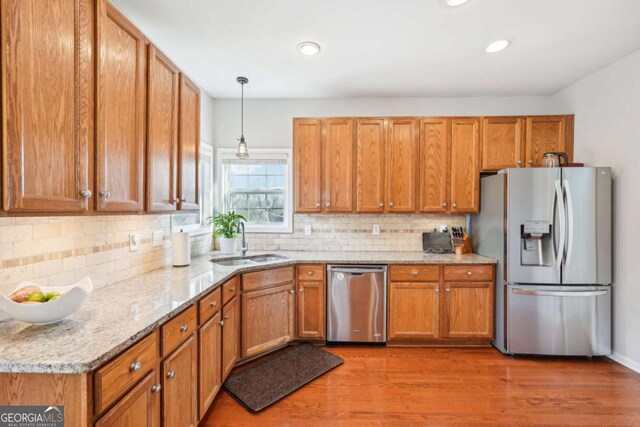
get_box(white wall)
[210,96,562,148]
[553,49,640,372]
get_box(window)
[217,148,293,233]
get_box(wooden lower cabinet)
[222,296,239,378]
[388,282,440,340]
[198,311,222,419]
[241,283,295,359]
[443,282,494,339]
[95,371,160,427]
[296,279,326,339]
[163,335,198,427]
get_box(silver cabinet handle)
[224,315,230,320]
[210,300,217,307]
[411,271,419,276]
[528,160,534,165]
[299,288,304,293]
[452,203,457,208]
[326,202,330,207]
[80,189,92,198]
[435,288,440,293]
[151,384,162,393]
[516,160,523,165]
[179,324,189,332]
[307,270,314,276]
[467,271,473,276]
[378,203,384,208]
[442,202,448,208]
[129,361,142,372]
[289,289,294,294]
[389,202,394,207]
[166,370,176,379]
[315,203,320,208]
[219,320,225,326]
[446,288,451,292]
[99,191,110,199]
[229,286,235,292]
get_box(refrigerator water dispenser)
[520,221,552,266]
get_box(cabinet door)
[443,282,494,339]
[297,280,326,339]
[387,119,418,212]
[419,118,450,213]
[198,311,221,419]
[1,0,92,212]
[481,117,525,171]
[323,118,354,212]
[222,296,239,379]
[96,0,146,212]
[241,283,295,359]
[178,74,200,211]
[147,45,179,212]
[450,118,480,213]
[356,119,386,212]
[388,282,440,340]
[95,371,160,427]
[294,119,322,212]
[525,116,567,167]
[163,335,197,427]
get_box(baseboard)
[608,352,640,374]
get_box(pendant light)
[236,76,249,159]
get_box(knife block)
[453,234,473,255]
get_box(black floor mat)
[222,344,343,413]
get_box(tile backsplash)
[218,214,466,252]
[0,215,211,295]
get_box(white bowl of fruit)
[0,277,93,325]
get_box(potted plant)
[206,211,246,254]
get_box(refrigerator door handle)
[554,179,566,272]
[563,179,574,268]
[512,288,608,297]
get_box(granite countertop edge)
[0,251,496,374]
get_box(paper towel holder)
[172,229,191,267]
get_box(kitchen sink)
[211,259,256,266]
[210,254,288,267]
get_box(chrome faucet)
[237,221,248,256]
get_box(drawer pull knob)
[411,271,419,276]
[307,271,313,275]
[151,384,162,393]
[80,189,92,198]
[230,287,235,292]
[210,301,217,307]
[224,315,230,320]
[316,203,321,208]
[435,288,440,293]
[467,271,473,276]
[219,320,225,326]
[528,160,534,165]
[446,288,451,292]
[129,361,142,372]
[299,288,304,293]
[179,324,189,332]
[379,203,384,208]
[167,370,176,379]
[289,289,294,294]
[442,202,447,208]
[452,203,457,208]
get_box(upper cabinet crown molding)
[1,0,93,212]
[96,0,146,212]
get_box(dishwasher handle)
[327,265,387,275]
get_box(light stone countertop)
[0,251,495,374]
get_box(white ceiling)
[111,0,640,98]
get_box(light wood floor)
[202,346,640,426]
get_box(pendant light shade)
[236,76,249,159]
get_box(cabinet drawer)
[162,305,197,357]
[297,264,324,281]
[222,276,238,305]
[242,266,294,292]
[444,265,494,282]
[389,265,440,282]
[94,331,159,415]
[199,287,222,325]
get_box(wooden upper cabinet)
[178,74,201,211]
[356,119,386,212]
[96,0,146,212]
[147,45,179,212]
[450,118,480,213]
[322,118,354,212]
[525,116,570,167]
[1,0,92,212]
[293,119,322,212]
[419,118,450,213]
[481,117,525,172]
[387,119,418,212]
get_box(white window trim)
[174,142,214,236]
[216,148,293,234]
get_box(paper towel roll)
[172,230,191,267]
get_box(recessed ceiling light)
[486,39,510,53]
[446,0,470,6]
[297,41,321,56]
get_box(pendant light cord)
[240,82,244,138]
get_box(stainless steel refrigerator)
[471,167,612,356]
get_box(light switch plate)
[152,230,163,247]
[372,224,380,236]
[304,224,312,236]
[129,233,139,252]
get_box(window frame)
[216,148,293,234]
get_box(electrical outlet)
[440,224,448,233]
[372,224,380,236]
[152,230,163,247]
[129,233,139,252]
[304,224,312,236]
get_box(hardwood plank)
[202,347,640,426]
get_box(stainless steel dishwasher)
[327,265,387,343]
